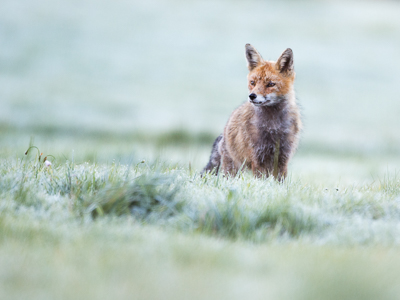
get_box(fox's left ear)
[276,48,294,76]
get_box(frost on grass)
[85,174,183,219]
[1,157,400,245]
[189,184,323,241]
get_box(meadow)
[1,0,400,299]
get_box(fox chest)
[227,126,290,166]
[251,125,292,166]
[225,108,294,167]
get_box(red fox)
[202,44,302,180]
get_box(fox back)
[202,44,302,180]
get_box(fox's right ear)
[245,44,263,71]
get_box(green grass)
[1,154,400,299]
[3,152,400,245]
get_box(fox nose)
[249,93,257,101]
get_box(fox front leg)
[251,162,266,178]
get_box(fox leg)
[251,162,265,178]
[201,135,222,175]
[266,156,288,181]
[252,157,287,180]
[219,140,238,176]
[276,162,288,181]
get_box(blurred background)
[1,0,400,183]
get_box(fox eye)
[250,80,255,86]
[266,82,276,88]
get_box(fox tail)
[201,134,222,175]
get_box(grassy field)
[1,154,400,299]
[1,0,400,299]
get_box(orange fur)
[202,45,302,180]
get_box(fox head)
[245,44,295,107]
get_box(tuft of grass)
[86,174,183,218]
[255,199,319,237]
[193,187,320,240]
[377,171,400,196]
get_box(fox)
[202,44,302,180]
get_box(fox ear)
[276,48,294,76]
[245,44,263,71]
